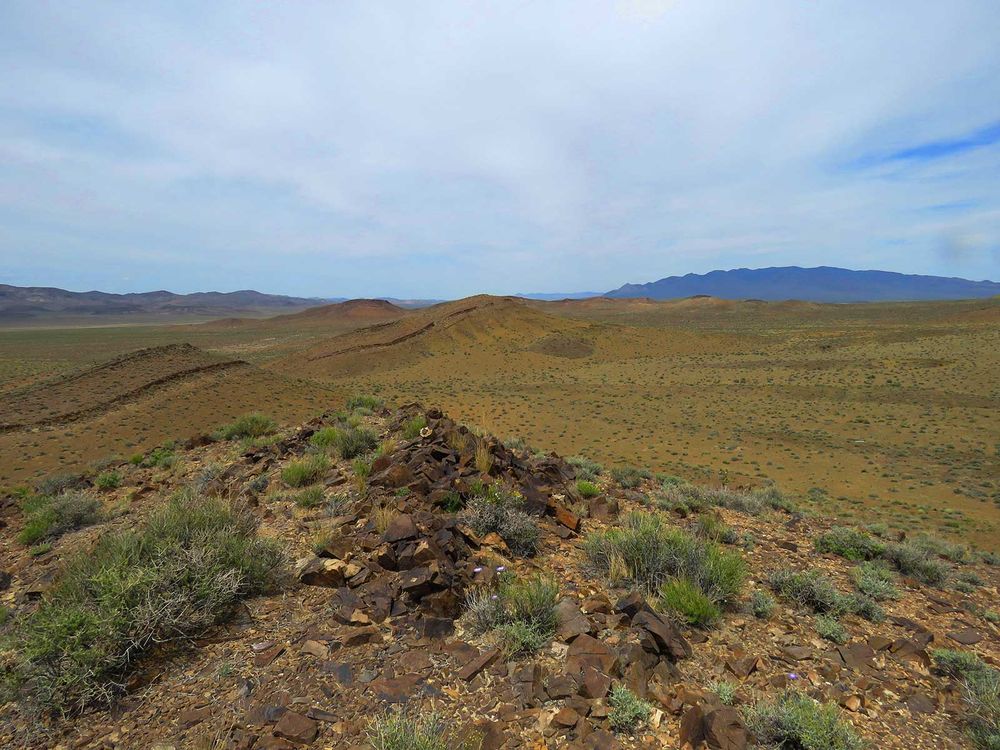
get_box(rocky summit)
[0,402,997,750]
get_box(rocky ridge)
[0,403,997,749]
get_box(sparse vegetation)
[465,575,558,658]
[567,455,602,482]
[751,589,777,619]
[17,490,101,545]
[658,482,797,516]
[346,394,384,412]
[218,413,276,440]
[744,691,864,750]
[95,470,121,490]
[576,479,600,498]
[610,466,651,489]
[294,485,326,508]
[464,484,540,556]
[313,425,379,459]
[694,513,738,544]
[608,684,652,732]
[932,650,1000,749]
[881,540,950,586]
[815,614,848,644]
[402,415,428,440]
[1,492,282,714]
[659,578,721,628]
[709,679,738,705]
[769,569,884,623]
[850,562,900,600]
[281,453,330,487]
[367,709,479,750]
[815,526,886,561]
[584,512,745,628]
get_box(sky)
[1,1,999,298]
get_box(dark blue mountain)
[606,266,1000,302]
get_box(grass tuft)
[1,492,282,715]
[744,691,864,750]
[464,485,540,556]
[608,684,652,732]
[567,455,603,482]
[17,491,101,546]
[815,527,886,561]
[464,575,559,658]
[218,414,276,441]
[281,454,330,487]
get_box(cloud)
[1,1,999,296]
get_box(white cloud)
[1,0,998,296]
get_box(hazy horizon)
[3,2,999,297]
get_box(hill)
[0,284,334,324]
[0,343,331,484]
[606,267,1000,302]
[0,402,997,749]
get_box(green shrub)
[751,589,777,619]
[694,514,738,544]
[281,454,330,487]
[294,486,326,508]
[346,394,383,412]
[584,512,744,629]
[576,480,600,498]
[354,457,373,480]
[851,562,900,600]
[219,413,276,440]
[464,575,558,657]
[660,578,721,628]
[17,491,101,546]
[882,541,950,586]
[314,426,378,459]
[568,455,603,482]
[402,415,428,440]
[608,684,652,732]
[709,679,737,705]
[36,473,79,496]
[911,535,969,563]
[815,615,848,644]
[611,466,651,489]
[367,709,478,750]
[584,512,746,603]
[95,471,121,490]
[464,485,540,556]
[1,492,282,714]
[768,570,849,615]
[310,427,341,450]
[141,445,176,469]
[847,594,885,623]
[659,482,796,516]
[933,650,999,749]
[815,527,886,561]
[744,691,864,750]
[769,569,882,621]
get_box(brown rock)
[947,627,983,645]
[566,633,617,673]
[383,513,418,542]
[458,647,500,681]
[579,666,612,699]
[273,711,318,744]
[704,706,747,750]
[906,693,937,715]
[633,610,691,660]
[679,704,706,747]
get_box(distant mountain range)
[606,267,1000,302]
[0,284,337,321]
